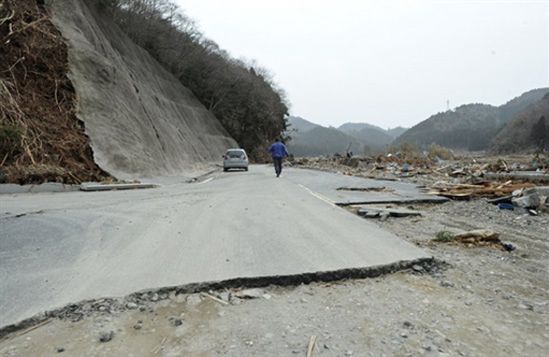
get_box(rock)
[168,316,183,326]
[126,302,138,309]
[403,321,414,329]
[186,294,202,306]
[440,281,454,288]
[151,293,159,302]
[412,264,424,272]
[345,350,354,356]
[234,288,265,299]
[133,323,142,330]
[56,347,65,353]
[518,303,534,311]
[219,292,230,302]
[512,187,549,208]
[98,331,114,343]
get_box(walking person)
[268,138,289,177]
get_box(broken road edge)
[0,256,439,340]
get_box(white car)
[223,148,249,172]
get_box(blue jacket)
[268,141,289,158]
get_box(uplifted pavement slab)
[80,182,158,191]
[286,167,449,205]
[1,165,430,328]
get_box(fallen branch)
[3,16,47,43]
[0,9,14,27]
[306,335,317,357]
[200,292,229,305]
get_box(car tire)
[223,168,228,172]
[244,167,248,172]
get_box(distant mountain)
[339,122,407,151]
[340,127,393,152]
[492,93,549,153]
[339,122,386,134]
[287,117,409,156]
[288,126,367,157]
[499,88,549,123]
[386,127,407,138]
[395,88,549,151]
[287,116,320,133]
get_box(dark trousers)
[273,157,283,176]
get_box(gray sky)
[177,0,549,129]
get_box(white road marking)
[197,177,214,185]
[298,184,337,208]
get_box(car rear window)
[227,151,245,158]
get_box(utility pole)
[446,99,450,111]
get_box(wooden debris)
[200,292,229,305]
[428,181,535,200]
[306,335,317,357]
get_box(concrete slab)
[1,165,430,327]
[285,168,449,205]
[79,182,158,191]
[358,207,423,218]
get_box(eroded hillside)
[0,0,108,184]
[50,0,236,179]
[0,0,238,184]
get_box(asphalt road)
[0,165,430,327]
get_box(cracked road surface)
[0,166,430,327]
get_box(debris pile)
[427,181,535,200]
[433,229,515,251]
[291,152,549,214]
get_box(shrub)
[434,231,455,242]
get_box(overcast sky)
[177,0,549,129]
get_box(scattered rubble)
[292,153,549,214]
[336,186,394,192]
[357,206,422,219]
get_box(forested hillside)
[396,88,549,151]
[100,0,289,158]
[338,122,395,151]
[492,94,549,153]
[287,117,405,156]
[288,126,366,157]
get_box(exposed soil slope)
[49,0,236,179]
[0,0,107,184]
